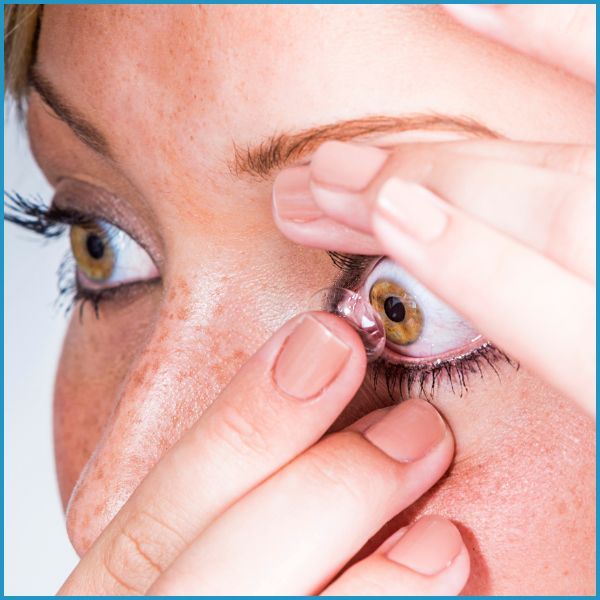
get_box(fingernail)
[273,166,323,223]
[364,398,446,462]
[311,141,388,192]
[375,178,448,243]
[387,515,463,576]
[273,315,351,400]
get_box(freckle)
[93,504,102,517]
[168,288,177,301]
[131,370,145,387]
[178,279,190,297]
[557,501,567,514]
[233,349,250,365]
[177,306,189,320]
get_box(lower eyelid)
[381,335,487,366]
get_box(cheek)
[378,370,596,595]
[54,291,159,508]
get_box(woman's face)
[28,5,594,594]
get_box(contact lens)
[308,287,386,361]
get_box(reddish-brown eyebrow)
[230,114,500,179]
[29,65,498,179]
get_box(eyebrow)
[231,114,500,179]
[29,65,112,159]
[28,66,498,178]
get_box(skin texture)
[25,5,595,594]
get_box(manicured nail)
[387,515,463,576]
[364,398,446,462]
[311,141,388,192]
[273,315,351,400]
[375,178,448,243]
[273,166,322,223]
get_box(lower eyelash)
[370,343,519,401]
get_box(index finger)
[443,4,596,83]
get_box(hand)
[58,313,469,595]
[442,4,595,84]
[273,137,595,417]
[272,5,596,419]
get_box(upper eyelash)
[4,191,93,237]
[4,191,136,317]
[327,251,519,400]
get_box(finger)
[59,312,367,595]
[149,399,454,595]
[307,141,595,281]
[272,165,383,254]
[322,516,469,596]
[432,138,595,178]
[443,4,595,83]
[371,178,595,417]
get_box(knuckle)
[347,566,391,595]
[548,180,595,270]
[562,5,592,39]
[568,146,595,177]
[103,509,186,594]
[543,145,595,177]
[209,400,273,458]
[301,432,375,507]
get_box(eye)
[360,258,483,362]
[69,219,158,290]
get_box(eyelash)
[326,251,519,400]
[5,191,517,399]
[4,191,152,317]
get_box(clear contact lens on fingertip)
[308,287,386,361]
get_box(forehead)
[35,6,433,155]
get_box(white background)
[4,101,79,595]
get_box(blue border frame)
[0,0,599,598]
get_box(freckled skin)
[29,5,594,594]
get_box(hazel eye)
[369,280,424,346]
[69,220,158,290]
[361,258,483,362]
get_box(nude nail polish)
[273,166,322,222]
[387,515,463,576]
[364,398,446,462]
[273,316,350,400]
[375,178,448,243]
[311,141,388,192]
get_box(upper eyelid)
[329,252,381,290]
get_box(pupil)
[86,233,105,260]
[384,296,406,322]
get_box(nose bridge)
[65,272,255,555]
